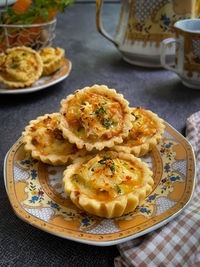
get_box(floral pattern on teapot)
[118,0,200,47]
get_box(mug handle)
[160,38,180,73]
[96,0,118,46]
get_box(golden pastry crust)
[63,151,154,218]
[59,85,133,151]
[22,113,85,166]
[0,46,43,88]
[0,53,6,69]
[39,47,65,75]
[113,107,165,156]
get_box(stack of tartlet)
[22,84,165,218]
[0,46,65,88]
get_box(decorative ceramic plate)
[0,58,71,94]
[4,122,195,246]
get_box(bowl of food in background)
[0,0,73,52]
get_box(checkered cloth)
[115,111,200,267]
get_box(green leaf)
[39,8,49,21]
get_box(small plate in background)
[0,58,71,94]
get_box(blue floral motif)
[81,218,90,226]
[48,201,60,211]
[30,170,37,180]
[29,195,39,203]
[148,194,157,201]
[161,14,171,26]
[139,208,151,214]
[170,176,180,182]
[164,163,170,172]
[165,142,173,148]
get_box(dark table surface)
[0,2,200,267]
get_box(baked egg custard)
[59,85,132,151]
[22,113,85,166]
[0,46,43,88]
[63,151,154,218]
[114,107,165,156]
[39,47,65,75]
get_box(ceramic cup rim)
[174,19,200,33]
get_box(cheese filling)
[39,47,61,64]
[71,154,145,201]
[124,107,158,146]
[6,50,39,82]
[65,93,124,139]
[29,116,77,156]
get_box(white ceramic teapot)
[96,0,200,67]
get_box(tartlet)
[113,107,165,156]
[39,47,65,75]
[63,151,154,218]
[22,113,85,166]
[59,85,133,151]
[0,46,43,88]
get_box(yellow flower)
[165,180,172,186]
[31,190,38,196]
[165,148,170,154]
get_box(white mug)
[161,19,200,89]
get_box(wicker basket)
[0,18,57,52]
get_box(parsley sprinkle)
[115,184,122,194]
[95,105,107,116]
[131,112,139,120]
[98,155,115,175]
[103,118,114,129]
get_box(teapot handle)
[96,0,118,47]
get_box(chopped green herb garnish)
[98,155,115,175]
[103,118,114,129]
[109,164,115,175]
[115,184,122,194]
[95,105,107,116]
[102,102,107,105]
[131,112,139,120]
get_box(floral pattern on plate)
[4,122,195,245]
